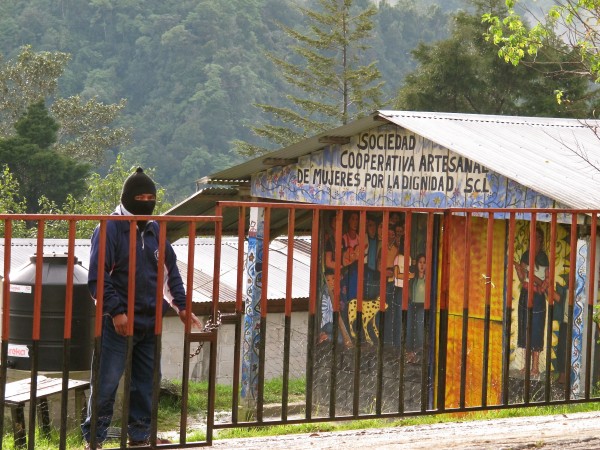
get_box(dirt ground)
[204,410,600,449]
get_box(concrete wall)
[161,311,309,385]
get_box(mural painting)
[242,123,595,410]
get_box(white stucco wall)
[161,311,309,386]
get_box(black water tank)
[7,254,94,371]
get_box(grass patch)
[157,377,306,430]
[4,380,600,449]
[212,402,600,441]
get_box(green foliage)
[0,165,28,237]
[0,1,452,198]
[0,46,130,166]
[0,45,70,137]
[234,0,385,156]
[483,0,600,83]
[398,0,597,117]
[51,95,131,164]
[0,101,89,214]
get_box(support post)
[240,207,265,417]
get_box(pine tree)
[234,0,384,157]
[0,101,89,214]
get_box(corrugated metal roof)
[164,187,250,239]
[378,111,600,209]
[198,110,600,209]
[170,236,311,301]
[0,237,311,303]
[0,239,93,272]
[164,187,315,241]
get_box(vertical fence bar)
[180,221,196,444]
[481,213,494,407]
[421,212,434,412]
[585,212,597,399]
[59,220,77,450]
[502,212,516,405]
[0,219,12,450]
[436,210,451,412]
[150,220,168,447]
[232,206,246,424]
[27,219,45,450]
[256,207,271,422]
[544,214,558,402]
[119,220,137,449]
[459,212,472,409]
[376,211,389,415]
[305,208,320,420]
[208,208,223,443]
[523,214,537,404]
[89,220,106,450]
[282,208,296,420]
[399,211,412,413]
[352,210,367,417]
[329,209,344,417]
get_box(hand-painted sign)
[252,125,558,209]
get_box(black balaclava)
[121,168,156,226]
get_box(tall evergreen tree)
[0,101,89,213]
[234,0,384,157]
[0,46,130,165]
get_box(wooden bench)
[4,375,90,448]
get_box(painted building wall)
[251,124,561,209]
[249,122,588,405]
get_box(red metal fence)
[0,205,599,449]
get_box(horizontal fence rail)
[1,206,600,448]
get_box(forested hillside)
[0,0,539,201]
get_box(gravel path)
[204,410,600,449]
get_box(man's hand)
[112,313,128,336]
[178,310,202,329]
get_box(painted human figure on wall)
[319,268,352,348]
[514,227,549,377]
[390,240,413,348]
[407,253,426,363]
[379,224,398,346]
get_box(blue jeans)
[81,316,157,443]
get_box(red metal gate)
[0,205,599,449]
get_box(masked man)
[82,168,200,449]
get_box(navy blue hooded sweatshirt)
[87,206,187,330]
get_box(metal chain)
[189,311,222,358]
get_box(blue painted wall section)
[241,207,264,405]
[571,238,587,398]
